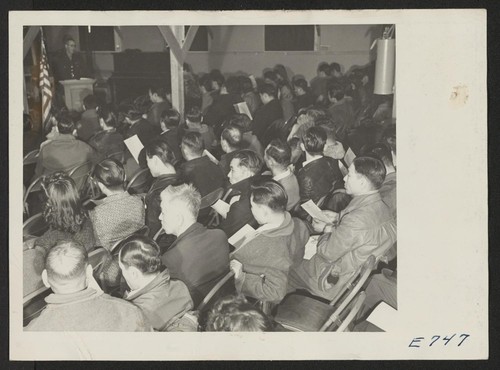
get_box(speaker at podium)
[59,78,96,112]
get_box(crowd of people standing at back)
[23,60,397,332]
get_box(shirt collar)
[273,168,292,182]
[45,286,102,305]
[302,155,322,167]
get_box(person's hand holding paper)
[311,210,340,233]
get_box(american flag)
[39,31,52,129]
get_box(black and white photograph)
[9,9,487,361]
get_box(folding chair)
[126,168,152,194]
[23,213,48,238]
[199,187,224,226]
[196,270,236,313]
[106,151,126,163]
[67,161,93,194]
[23,149,40,166]
[326,291,366,332]
[206,188,232,228]
[109,225,150,255]
[23,177,43,218]
[274,255,376,332]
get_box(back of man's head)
[44,240,88,289]
[327,81,345,102]
[186,106,203,124]
[146,139,176,166]
[265,139,291,169]
[221,125,243,150]
[293,78,308,92]
[160,108,181,129]
[232,149,263,176]
[258,83,277,100]
[161,183,201,220]
[228,114,252,133]
[224,76,241,96]
[317,62,331,76]
[83,94,97,110]
[57,114,75,135]
[251,179,288,214]
[360,143,394,170]
[182,131,204,157]
[303,126,327,155]
[352,157,386,190]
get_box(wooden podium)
[59,78,96,111]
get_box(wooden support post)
[23,26,40,59]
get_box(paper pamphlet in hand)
[211,199,230,218]
[301,200,333,224]
[203,149,219,164]
[248,74,258,89]
[344,147,356,167]
[366,302,398,332]
[124,135,144,164]
[234,102,253,120]
[228,224,256,250]
[303,235,319,260]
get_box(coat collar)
[123,269,171,301]
[170,222,204,248]
[45,286,102,305]
[341,191,382,216]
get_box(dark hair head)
[303,126,327,155]
[93,158,126,190]
[251,179,288,213]
[317,62,331,75]
[305,108,327,124]
[41,172,86,234]
[352,157,387,190]
[224,76,241,96]
[265,139,291,168]
[293,78,308,91]
[210,69,225,87]
[83,95,97,110]
[146,139,176,166]
[288,136,302,150]
[199,74,213,92]
[57,114,75,134]
[228,113,252,132]
[258,83,277,98]
[123,105,143,121]
[360,143,394,169]
[160,108,180,129]
[203,294,273,332]
[149,87,168,99]
[119,235,162,275]
[63,35,75,45]
[327,81,345,101]
[274,64,289,82]
[238,76,254,94]
[186,106,203,124]
[182,131,204,156]
[97,105,117,128]
[231,149,263,175]
[330,62,341,74]
[263,70,279,84]
[45,240,88,283]
[221,125,243,150]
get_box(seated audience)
[25,240,151,331]
[145,140,179,237]
[122,105,161,146]
[252,83,283,143]
[296,126,343,211]
[76,94,100,142]
[264,139,300,211]
[89,159,145,250]
[202,294,273,332]
[33,113,97,181]
[145,87,171,128]
[179,132,225,197]
[239,75,260,115]
[34,172,96,254]
[219,150,262,238]
[293,78,315,112]
[288,157,397,300]
[159,183,230,306]
[199,73,217,114]
[265,68,295,122]
[310,62,331,105]
[229,114,264,158]
[119,235,194,331]
[159,108,182,165]
[361,142,396,218]
[88,105,125,160]
[230,179,309,303]
[184,106,217,151]
[219,124,244,178]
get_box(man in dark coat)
[252,83,283,143]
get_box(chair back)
[196,270,236,313]
[24,177,43,217]
[23,213,48,238]
[335,291,366,332]
[106,151,126,163]
[67,161,93,193]
[110,225,150,254]
[153,227,165,242]
[23,149,40,166]
[126,168,152,194]
[200,187,224,210]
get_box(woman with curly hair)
[34,172,96,254]
[119,235,193,331]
